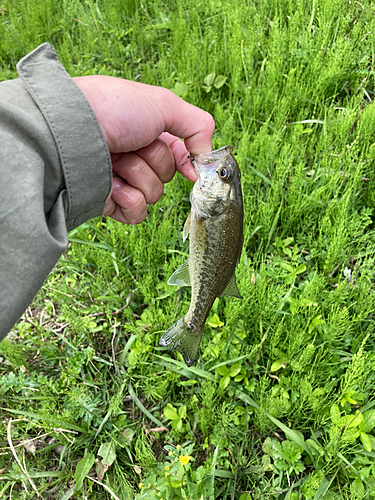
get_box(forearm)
[0,43,112,340]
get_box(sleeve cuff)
[16,43,112,230]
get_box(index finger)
[159,132,198,182]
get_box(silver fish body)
[159,146,243,365]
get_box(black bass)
[159,146,243,365]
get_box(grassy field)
[2,0,375,498]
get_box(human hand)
[73,76,215,224]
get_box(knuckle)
[140,140,175,182]
[132,190,146,211]
[124,192,147,225]
[160,87,175,101]
[146,139,166,163]
[130,154,147,174]
[148,184,164,205]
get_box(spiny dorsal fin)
[221,275,243,299]
[183,212,191,242]
[167,259,191,287]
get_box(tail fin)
[159,316,203,366]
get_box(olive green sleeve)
[0,43,112,340]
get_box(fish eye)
[218,167,230,181]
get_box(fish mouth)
[191,145,232,174]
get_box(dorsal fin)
[183,212,191,242]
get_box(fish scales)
[189,211,241,326]
[159,146,243,365]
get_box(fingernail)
[113,177,125,190]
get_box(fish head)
[190,146,242,217]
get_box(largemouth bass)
[159,146,243,365]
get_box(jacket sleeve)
[0,43,112,340]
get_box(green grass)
[2,0,375,498]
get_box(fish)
[158,145,244,365]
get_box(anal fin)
[221,275,243,299]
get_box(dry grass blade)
[6,419,42,498]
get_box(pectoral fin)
[167,259,191,286]
[221,275,243,299]
[183,212,191,242]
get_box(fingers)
[74,77,215,156]
[73,76,216,226]
[105,138,177,224]
[159,132,198,182]
[105,88,215,226]
[115,82,215,155]
[159,88,215,155]
[113,153,163,206]
[135,139,175,183]
[104,177,147,225]
[112,139,175,206]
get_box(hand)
[73,76,215,224]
